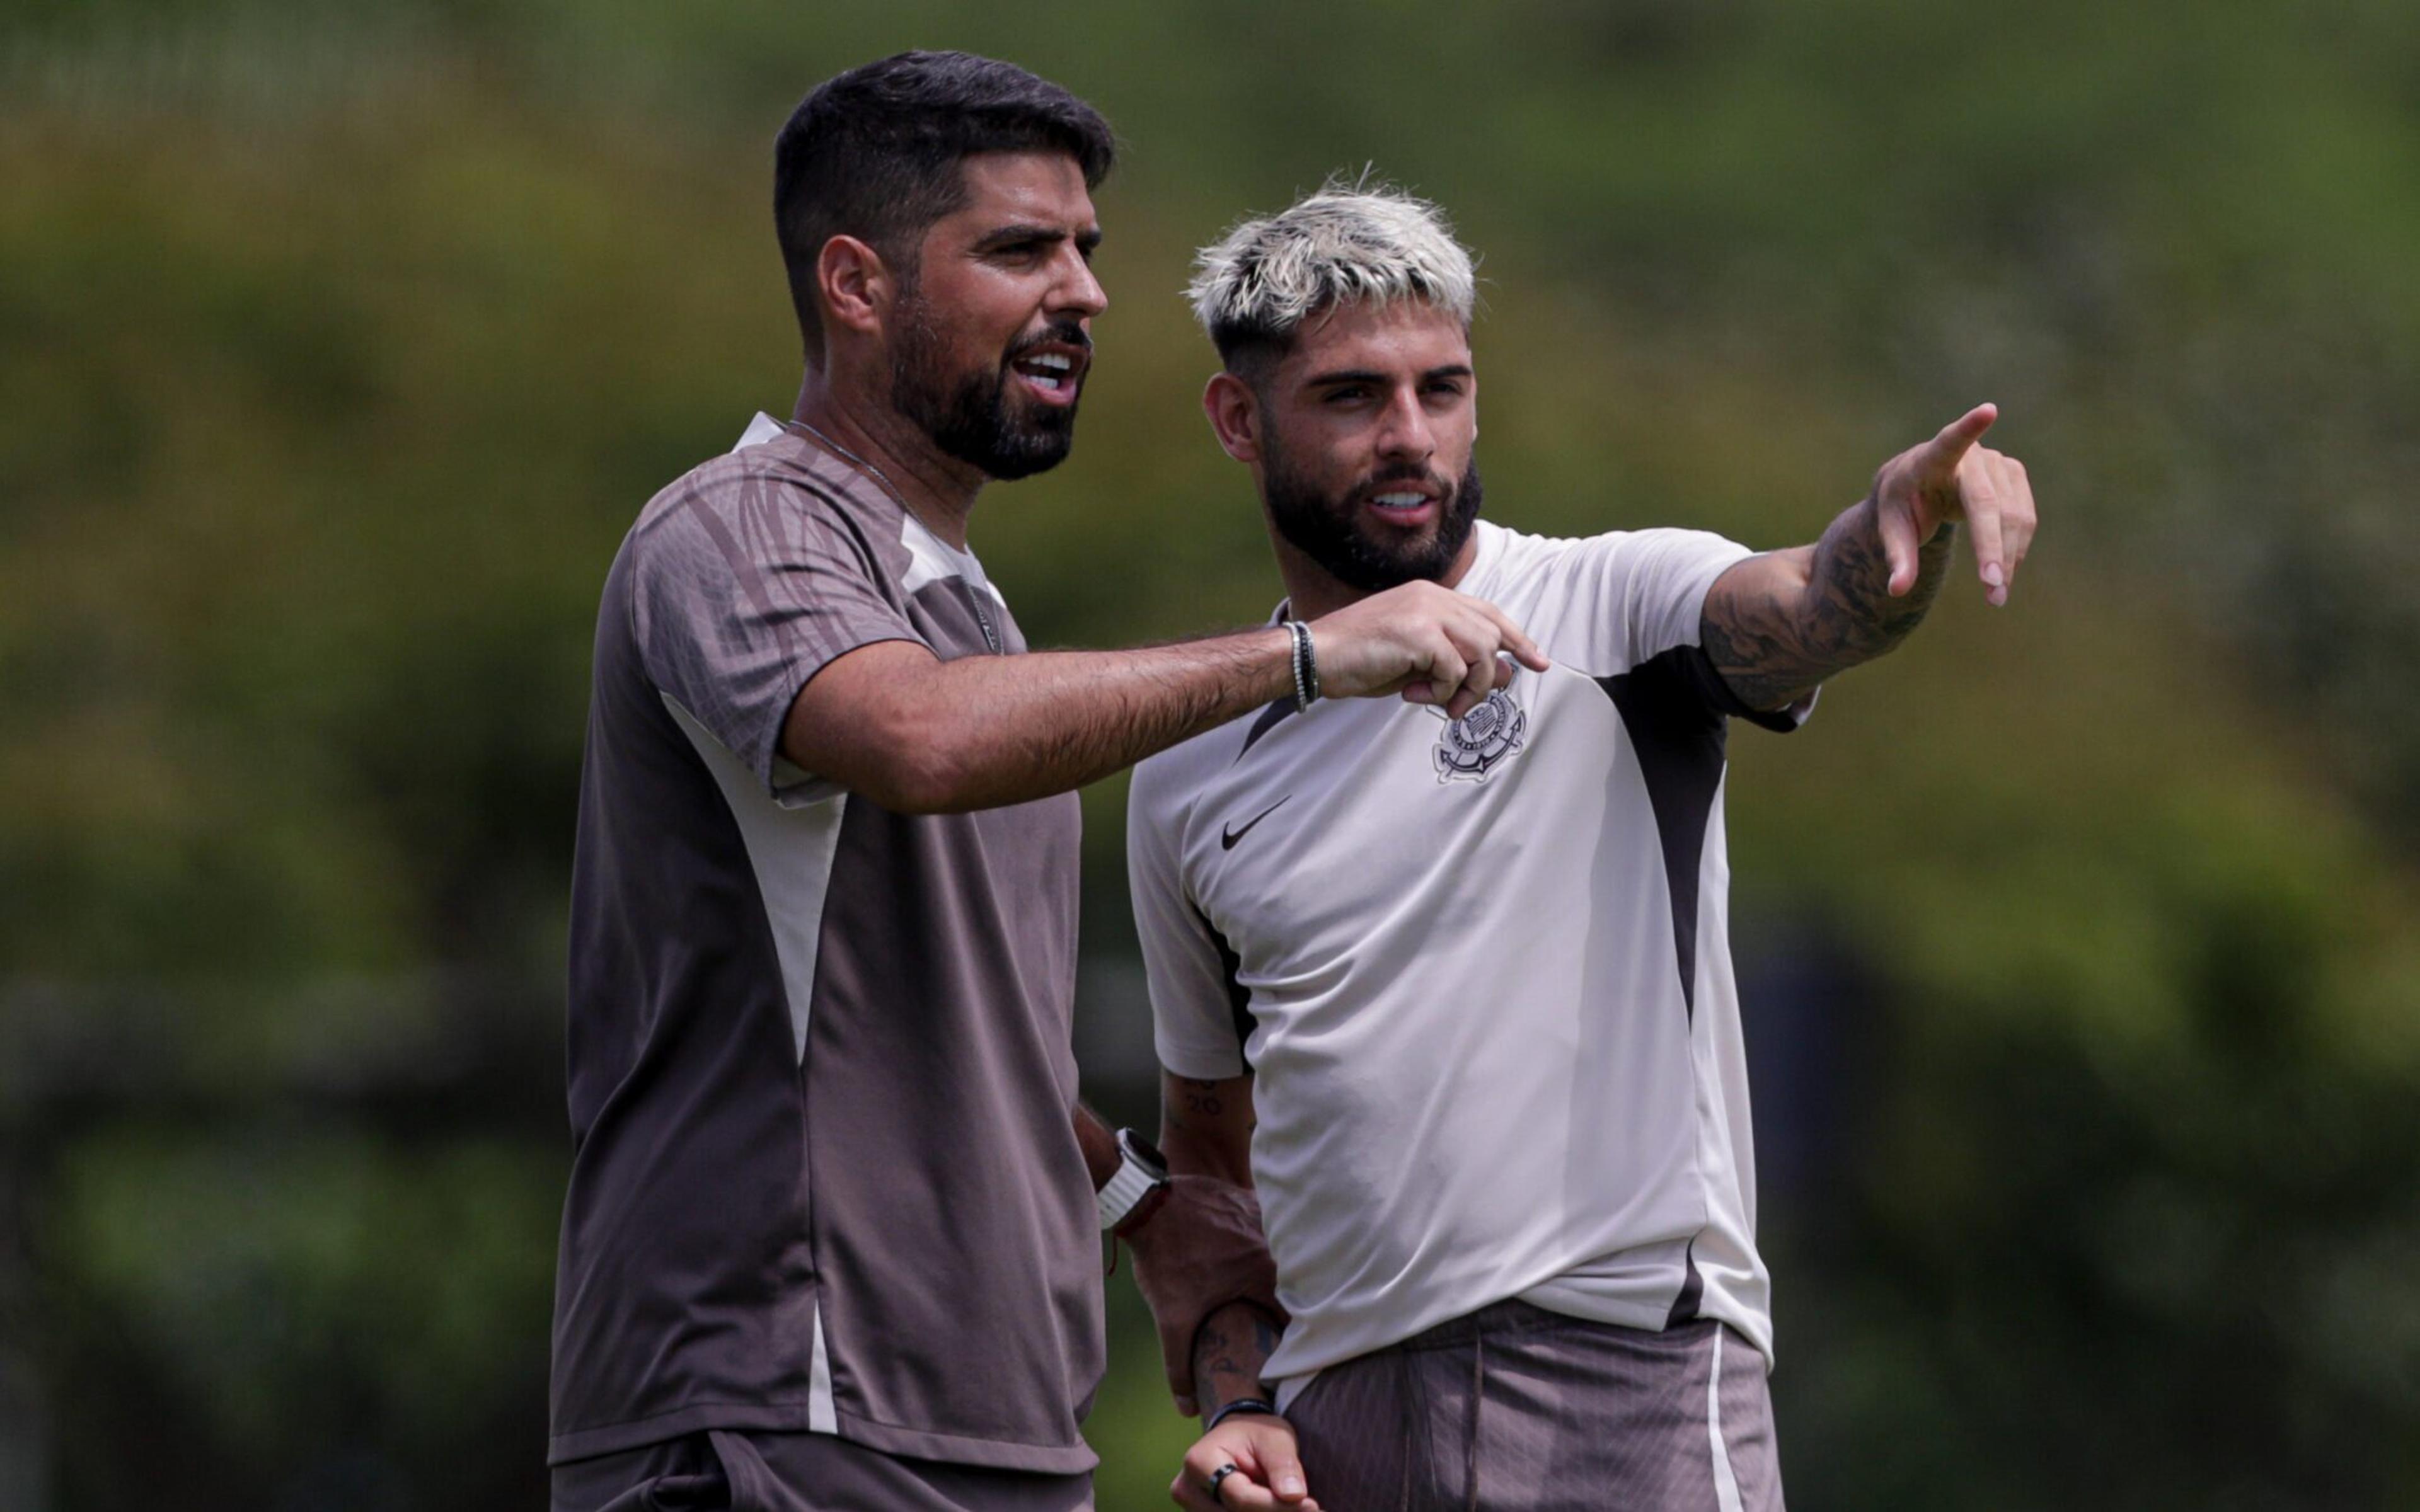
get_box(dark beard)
[1262,432,1484,592]
[889,300,1084,481]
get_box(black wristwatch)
[1097,1128,1170,1232]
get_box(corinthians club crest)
[1432,687,1528,784]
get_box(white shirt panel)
[1129,520,1789,1385]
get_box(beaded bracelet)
[1285,620,1320,712]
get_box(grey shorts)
[549,1429,1093,1512]
[1284,1301,1783,1512]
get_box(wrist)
[1283,619,1321,711]
[1257,624,1296,706]
[1111,1181,1170,1238]
[1075,1105,1120,1189]
[1096,1128,1170,1232]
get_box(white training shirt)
[1128,519,1811,1392]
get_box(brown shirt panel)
[555,430,1095,1471]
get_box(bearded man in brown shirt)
[550,51,1544,1511]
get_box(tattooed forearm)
[1159,1070,1256,1185]
[1702,496,1955,710]
[1162,1079,1223,1140]
[1191,1301,1284,1418]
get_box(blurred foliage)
[3,1,2417,1508]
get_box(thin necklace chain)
[782,414,1003,656]
[785,415,908,508]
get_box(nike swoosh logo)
[1221,795,1293,850]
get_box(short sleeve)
[1127,762,1250,1080]
[630,471,925,791]
[1542,527,1754,677]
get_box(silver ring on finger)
[1207,1463,1242,1502]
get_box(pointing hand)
[1870,403,2039,607]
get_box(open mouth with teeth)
[1364,488,1439,527]
[1008,348,1085,403]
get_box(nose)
[1049,243,1107,323]
[1374,384,1436,464]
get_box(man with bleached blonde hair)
[1127,180,2038,1511]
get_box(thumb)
[1252,1433,1310,1503]
[1918,402,1997,480]
[1876,496,1925,597]
[1239,1422,1316,1499]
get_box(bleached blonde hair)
[1187,176,1477,369]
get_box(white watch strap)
[1097,1152,1163,1231]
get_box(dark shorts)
[1286,1302,1784,1512]
[550,1429,1094,1512]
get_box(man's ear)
[816,234,896,341]
[1202,372,1262,464]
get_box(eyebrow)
[1305,363,1475,389]
[972,223,1105,254]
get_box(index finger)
[1916,402,1997,483]
[1201,1451,1284,1512]
[1215,1473,1285,1510]
[1177,1445,1245,1511]
[1224,1486,1319,1512]
[1443,646,1498,721]
[1202,1471,1318,1512]
[1463,595,1551,671]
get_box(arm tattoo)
[1163,1078,1225,1138]
[1702,496,1954,710]
[1192,1303,1283,1419]
[1181,1079,1224,1119]
[1160,1073,1256,1183]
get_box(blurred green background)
[4,2,2418,1508]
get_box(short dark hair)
[774,51,1115,360]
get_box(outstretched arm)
[1701,403,2038,711]
[785,581,1547,814]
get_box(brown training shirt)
[551,418,1097,1472]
